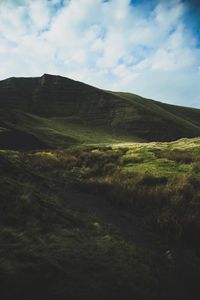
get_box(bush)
[120,156,144,164]
[156,149,194,163]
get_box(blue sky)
[0,0,199,107]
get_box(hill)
[0,74,200,149]
[1,74,200,299]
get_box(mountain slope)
[0,73,200,149]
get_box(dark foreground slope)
[1,141,200,300]
[0,149,159,300]
[0,74,200,149]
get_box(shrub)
[156,149,194,163]
[120,156,144,164]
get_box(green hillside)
[0,74,200,149]
[1,74,200,299]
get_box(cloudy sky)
[0,0,200,107]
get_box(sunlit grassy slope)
[0,110,137,149]
[0,74,200,149]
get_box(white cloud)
[0,0,199,107]
[28,1,51,31]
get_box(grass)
[0,149,158,300]
[1,138,200,298]
[0,110,136,149]
[3,137,198,249]
[35,138,200,247]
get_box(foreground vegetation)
[0,148,158,300]
[1,138,200,299]
[26,137,200,247]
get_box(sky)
[0,0,200,107]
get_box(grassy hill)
[1,74,200,299]
[0,74,200,149]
